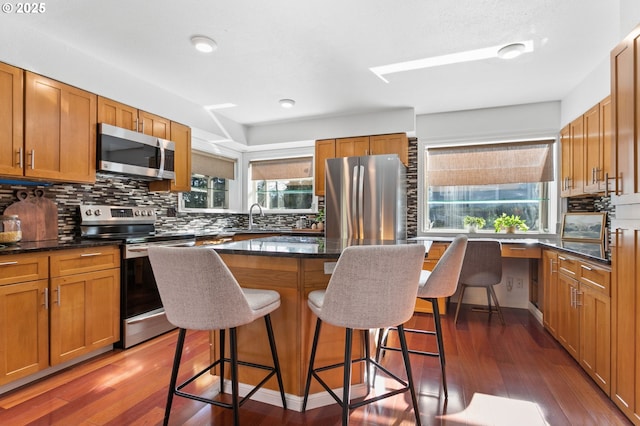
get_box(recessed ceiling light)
[279,99,295,108]
[191,35,217,53]
[370,40,534,82]
[497,43,526,59]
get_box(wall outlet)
[516,278,524,289]
[506,277,514,292]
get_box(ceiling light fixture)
[497,43,526,59]
[370,40,534,83]
[279,99,295,108]
[191,35,217,53]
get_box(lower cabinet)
[543,249,611,396]
[0,246,120,385]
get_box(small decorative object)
[463,216,486,233]
[560,212,606,242]
[493,213,529,233]
[315,208,325,230]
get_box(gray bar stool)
[454,239,505,325]
[301,244,426,426]
[148,246,286,426]
[376,235,468,399]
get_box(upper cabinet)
[314,139,336,196]
[560,96,611,198]
[24,72,97,184]
[0,62,23,177]
[148,121,192,192]
[315,132,408,196]
[97,96,171,138]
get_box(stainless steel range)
[79,205,195,348]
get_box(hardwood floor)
[0,307,630,425]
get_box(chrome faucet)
[248,203,264,230]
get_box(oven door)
[119,240,194,348]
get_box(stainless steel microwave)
[97,123,175,180]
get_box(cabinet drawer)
[50,246,120,277]
[578,261,610,295]
[426,243,448,259]
[501,244,541,258]
[0,253,49,286]
[558,254,579,276]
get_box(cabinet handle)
[570,287,575,308]
[575,289,582,307]
[140,120,145,133]
[580,264,592,271]
[509,247,526,250]
[549,258,557,273]
[0,261,18,266]
[44,287,48,310]
[16,147,23,169]
[80,252,102,257]
[558,255,566,261]
[29,149,35,169]
[55,285,61,306]
[134,118,139,132]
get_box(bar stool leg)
[489,286,506,325]
[219,329,226,394]
[397,324,422,426]
[264,314,287,409]
[430,298,448,398]
[454,285,468,325]
[302,318,322,411]
[342,328,353,426]
[230,327,240,426]
[164,328,187,426]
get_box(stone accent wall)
[407,137,418,238]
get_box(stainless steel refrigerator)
[325,154,406,240]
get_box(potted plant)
[463,216,486,233]
[493,213,529,233]
[315,209,325,230]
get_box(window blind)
[426,140,555,186]
[191,151,235,180]
[251,157,313,180]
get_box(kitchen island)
[209,236,430,411]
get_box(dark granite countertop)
[0,239,121,256]
[210,236,432,259]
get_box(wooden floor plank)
[0,308,631,425]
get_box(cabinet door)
[557,272,579,359]
[97,96,138,131]
[49,268,120,366]
[584,104,601,193]
[139,110,170,138]
[25,72,97,183]
[579,282,611,395]
[542,250,558,337]
[560,125,572,197]
[611,31,639,202]
[598,96,612,193]
[314,139,336,196]
[370,133,409,166]
[149,121,192,192]
[336,136,370,158]
[0,279,49,385]
[569,115,585,196]
[0,62,23,177]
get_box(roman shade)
[251,157,313,181]
[192,151,235,180]
[426,140,554,186]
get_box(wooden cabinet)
[23,72,97,184]
[415,242,448,315]
[148,121,193,192]
[48,246,120,366]
[0,253,49,385]
[314,139,336,196]
[560,116,585,197]
[544,250,611,396]
[542,249,558,337]
[0,62,24,178]
[584,97,612,193]
[97,96,171,138]
[314,133,408,196]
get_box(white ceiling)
[3,1,622,134]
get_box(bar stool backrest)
[418,235,468,299]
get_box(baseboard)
[528,302,543,324]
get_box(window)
[424,140,554,232]
[249,157,313,210]
[180,151,235,212]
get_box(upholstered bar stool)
[148,246,287,426]
[454,239,505,325]
[376,235,468,399]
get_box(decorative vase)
[466,224,477,233]
[317,222,324,231]
[506,225,517,234]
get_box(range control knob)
[94,209,102,216]
[134,210,141,216]
[85,209,92,216]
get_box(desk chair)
[376,235,468,398]
[302,244,426,426]
[453,239,505,325]
[148,246,287,426]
